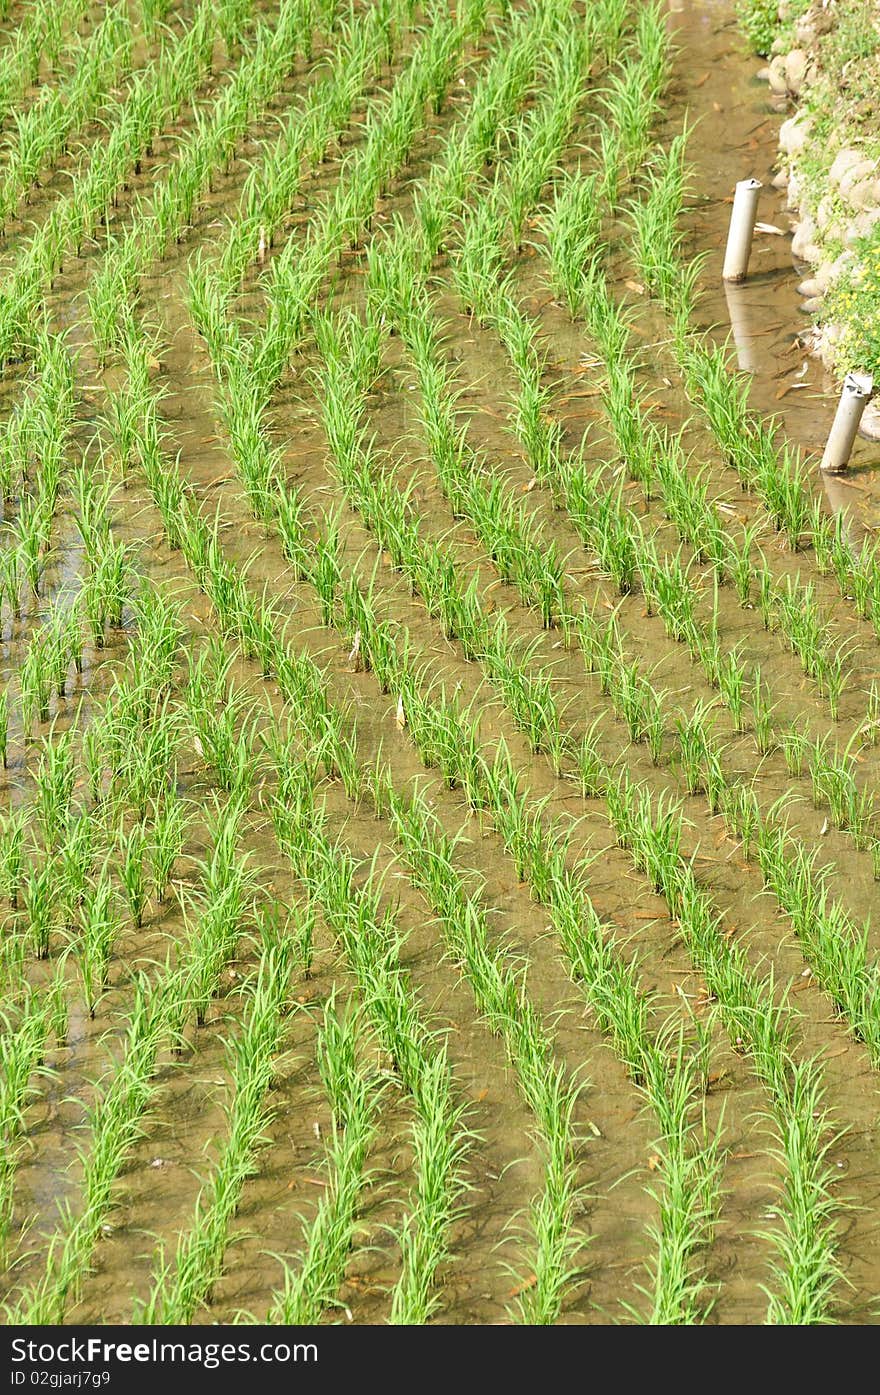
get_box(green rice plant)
[19,631,53,731]
[781,723,809,779]
[716,647,747,733]
[22,860,56,960]
[722,782,760,863]
[138,937,295,1322]
[5,969,176,1322]
[0,993,51,1144]
[119,821,149,929]
[0,689,8,769]
[0,812,26,909]
[675,700,715,797]
[34,726,76,849]
[390,1047,473,1324]
[57,811,94,927]
[148,795,189,906]
[314,511,342,628]
[863,682,880,747]
[761,1065,842,1326]
[268,996,384,1324]
[76,869,121,1018]
[750,666,775,755]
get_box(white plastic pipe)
[820,372,874,473]
[722,178,762,282]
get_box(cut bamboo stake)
[722,178,762,282]
[820,372,874,474]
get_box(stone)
[858,400,880,441]
[791,214,819,259]
[784,49,809,94]
[768,54,789,95]
[771,169,789,190]
[795,8,836,45]
[786,168,801,209]
[845,207,880,245]
[799,296,824,313]
[797,278,823,296]
[814,193,836,231]
[779,111,812,157]
[845,177,880,212]
[829,146,867,188]
[838,159,878,200]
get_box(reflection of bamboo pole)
[722,179,762,283]
[820,372,874,473]
[723,281,756,374]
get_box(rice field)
[2,0,880,1327]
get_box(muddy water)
[669,0,880,529]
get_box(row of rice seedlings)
[384,771,720,1324]
[608,771,842,1324]
[0,0,94,132]
[0,332,75,640]
[3,967,181,1322]
[87,0,338,362]
[267,995,386,1323]
[320,272,880,1075]
[0,988,55,1256]
[194,0,583,529]
[5,579,190,965]
[0,0,257,367]
[136,928,297,1322]
[575,577,880,1061]
[628,131,880,654]
[0,1,137,230]
[246,0,493,388]
[268,741,472,1324]
[0,329,73,522]
[198,0,417,316]
[101,294,592,1321]
[542,213,854,720]
[3,770,266,1321]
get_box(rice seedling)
[148,795,190,906]
[268,996,384,1324]
[750,666,775,755]
[119,822,149,929]
[22,861,56,960]
[0,812,27,910]
[5,969,178,1322]
[76,869,121,1019]
[138,937,296,1323]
